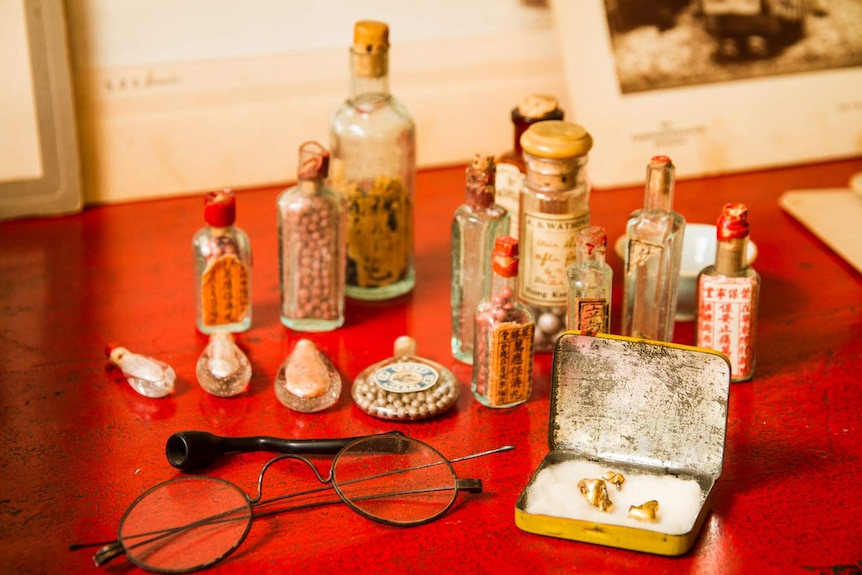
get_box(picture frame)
[0,0,82,221]
[551,0,862,189]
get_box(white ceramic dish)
[615,223,758,322]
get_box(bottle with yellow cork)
[329,20,415,301]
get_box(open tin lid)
[549,332,731,478]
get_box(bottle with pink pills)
[472,236,535,408]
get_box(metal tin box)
[515,331,731,555]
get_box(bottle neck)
[491,270,518,299]
[715,237,748,275]
[523,153,588,193]
[577,244,606,267]
[350,49,390,99]
[465,165,496,210]
[642,160,675,213]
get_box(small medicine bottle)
[496,94,564,240]
[621,156,686,342]
[329,20,415,301]
[472,236,535,408]
[696,203,760,382]
[277,141,346,332]
[192,189,252,334]
[566,225,613,333]
[450,153,510,364]
[518,120,593,352]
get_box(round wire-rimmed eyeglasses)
[72,433,514,573]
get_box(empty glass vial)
[274,339,342,413]
[621,156,686,342]
[473,236,535,408]
[277,142,346,332]
[518,120,593,352]
[192,189,252,334]
[196,332,251,397]
[696,203,760,382]
[351,336,459,421]
[451,153,510,364]
[496,94,564,241]
[329,20,415,301]
[105,345,176,398]
[566,225,613,333]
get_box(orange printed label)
[487,322,535,406]
[572,298,609,333]
[201,254,250,326]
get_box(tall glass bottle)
[277,141,346,332]
[696,203,760,382]
[518,120,593,352]
[329,20,415,301]
[193,189,252,334]
[451,153,510,364]
[473,236,535,408]
[566,225,612,333]
[621,155,686,342]
[496,94,564,240]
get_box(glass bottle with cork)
[566,225,613,334]
[473,236,535,408]
[518,120,594,352]
[329,20,415,301]
[696,202,760,382]
[496,93,564,241]
[192,189,252,334]
[621,155,686,342]
[277,141,346,332]
[451,153,510,364]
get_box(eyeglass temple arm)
[166,430,406,471]
[458,478,483,493]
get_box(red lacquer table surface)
[1,158,861,575]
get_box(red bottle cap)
[204,189,236,227]
[717,202,750,241]
[492,236,519,277]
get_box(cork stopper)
[520,120,593,159]
[353,20,389,53]
[204,189,236,227]
[297,141,330,180]
[492,236,519,278]
[717,202,750,241]
[471,153,495,172]
[517,94,560,119]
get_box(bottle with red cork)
[472,236,536,408]
[696,203,760,382]
[192,189,252,334]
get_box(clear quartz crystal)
[105,345,176,398]
[567,225,612,333]
[621,156,686,342]
[472,236,535,408]
[196,332,251,397]
[696,203,760,382]
[274,339,341,412]
[351,336,459,421]
[451,153,510,364]
[277,142,347,332]
[329,20,415,301]
[192,189,252,334]
[518,121,593,353]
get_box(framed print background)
[552,0,862,188]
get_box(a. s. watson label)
[520,210,589,306]
[373,362,439,393]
